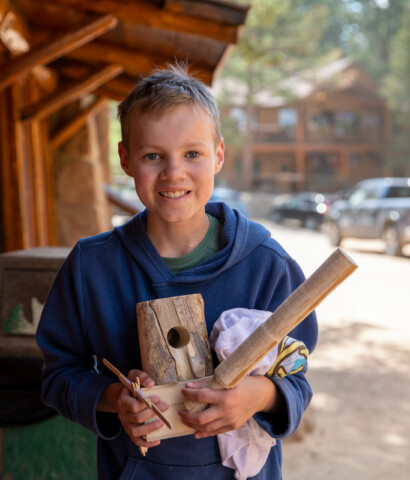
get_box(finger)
[136,438,161,448]
[194,425,234,439]
[128,369,155,388]
[125,418,165,446]
[125,401,169,424]
[178,406,215,426]
[181,386,222,406]
[179,408,227,432]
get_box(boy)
[37,64,318,480]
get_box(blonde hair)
[117,63,221,151]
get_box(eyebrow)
[137,141,210,150]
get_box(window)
[385,186,410,198]
[278,108,297,128]
[229,107,247,133]
[334,111,359,139]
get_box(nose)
[159,155,186,181]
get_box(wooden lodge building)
[219,58,391,193]
[0,0,249,253]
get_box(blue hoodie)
[37,203,318,480]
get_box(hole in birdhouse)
[167,326,190,349]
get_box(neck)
[146,214,210,258]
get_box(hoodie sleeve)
[36,242,122,440]
[254,256,318,439]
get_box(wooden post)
[0,84,28,251]
[30,120,48,246]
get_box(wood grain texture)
[137,294,214,385]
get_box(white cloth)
[209,308,279,480]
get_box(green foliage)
[221,0,331,97]
[382,4,410,171]
[2,304,25,334]
[109,101,124,177]
[383,5,410,112]
[2,415,97,480]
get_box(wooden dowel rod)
[213,248,358,389]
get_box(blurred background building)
[217,57,391,193]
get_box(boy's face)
[118,105,224,230]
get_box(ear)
[214,138,225,174]
[118,142,132,176]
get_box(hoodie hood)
[114,202,271,286]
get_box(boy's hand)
[105,369,169,448]
[179,375,284,439]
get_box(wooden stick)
[212,248,357,390]
[102,359,172,429]
[134,376,148,457]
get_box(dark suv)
[324,177,410,256]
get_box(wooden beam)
[68,41,215,84]
[21,63,123,123]
[0,14,118,90]
[0,84,28,251]
[94,75,137,102]
[0,9,30,55]
[51,96,107,149]
[67,40,171,76]
[36,0,242,44]
[163,0,249,26]
[67,40,212,78]
[95,86,126,103]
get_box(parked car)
[324,177,410,256]
[209,187,250,217]
[270,192,331,230]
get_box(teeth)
[160,191,188,198]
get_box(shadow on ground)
[283,320,410,480]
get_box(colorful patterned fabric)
[267,336,309,378]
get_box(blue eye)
[187,151,200,159]
[146,153,159,161]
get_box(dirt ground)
[282,312,410,479]
[258,223,410,480]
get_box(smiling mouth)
[158,190,190,198]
